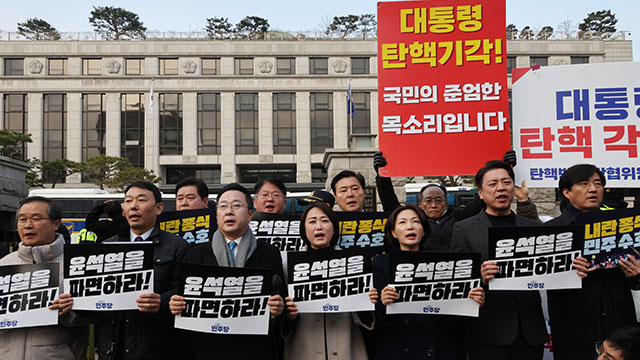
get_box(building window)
[82,58,102,75]
[159,58,178,75]
[235,58,254,75]
[310,92,333,153]
[121,94,145,168]
[506,57,516,74]
[276,58,295,75]
[4,59,24,76]
[309,58,328,75]
[351,92,370,134]
[3,94,28,159]
[571,56,589,64]
[82,94,106,162]
[159,93,183,155]
[166,166,220,184]
[202,58,219,75]
[48,59,67,76]
[238,165,296,184]
[311,164,327,183]
[530,56,548,67]
[351,57,370,74]
[235,93,259,154]
[125,58,145,75]
[43,94,66,162]
[273,93,296,154]
[197,93,221,155]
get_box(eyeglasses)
[423,198,445,204]
[17,216,50,225]
[217,203,246,212]
[595,341,616,360]
[257,191,283,200]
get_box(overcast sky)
[0,0,637,59]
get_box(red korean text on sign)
[377,0,510,176]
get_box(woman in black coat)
[371,204,485,360]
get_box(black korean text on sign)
[488,225,583,290]
[250,212,303,252]
[336,212,390,254]
[389,251,481,303]
[0,262,60,328]
[159,208,217,246]
[287,248,373,311]
[575,207,640,269]
[177,262,272,320]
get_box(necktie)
[228,241,237,266]
[134,236,144,242]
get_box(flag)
[347,81,356,115]
[148,79,154,117]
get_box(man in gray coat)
[0,196,86,360]
[451,160,547,360]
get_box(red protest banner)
[377,0,510,177]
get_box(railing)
[0,30,379,41]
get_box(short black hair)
[300,202,339,250]
[384,204,431,250]
[606,326,640,360]
[254,177,286,195]
[558,164,606,192]
[218,183,253,208]
[104,201,123,219]
[175,178,209,199]
[475,160,515,189]
[330,170,366,193]
[417,183,447,202]
[125,181,162,204]
[18,196,62,221]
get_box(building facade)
[0,38,632,193]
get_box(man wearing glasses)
[169,183,286,359]
[253,178,287,214]
[0,196,86,360]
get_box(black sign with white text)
[159,208,217,246]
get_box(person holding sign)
[88,181,189,360]
[546,164,640,360]
[0,197,86,360]
[372,204,485,360]
[169,183,286,360]
[451,161,547,360]
[283,202,378,360]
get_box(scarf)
[211,228,257,267]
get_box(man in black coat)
[88,181,189,360]
[546,164,640,360]
[451,160,547,360]
[169,183,286,360]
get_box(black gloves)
[373,151,387,176]
[503,149,517,167]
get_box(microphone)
[271,274,282,295]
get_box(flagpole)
[348,78,352,141]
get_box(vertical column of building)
[258,92,273,159]
[182,92,198,157]
[145,89,160,176]
[26,93,42,160]
[334,88,348,149]
[220,92,236,183]
[105,93,121,157]
[66,93,82,183]
[370,90,379,147]
[0,93,4,130]
[296,91,311,182]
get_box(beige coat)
[283,246,374,360]
[0,235,87,360]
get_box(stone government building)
[0,35,633,209]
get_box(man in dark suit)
[451,160,547,360]
[169,183,286,360]
[546,164,640,360]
